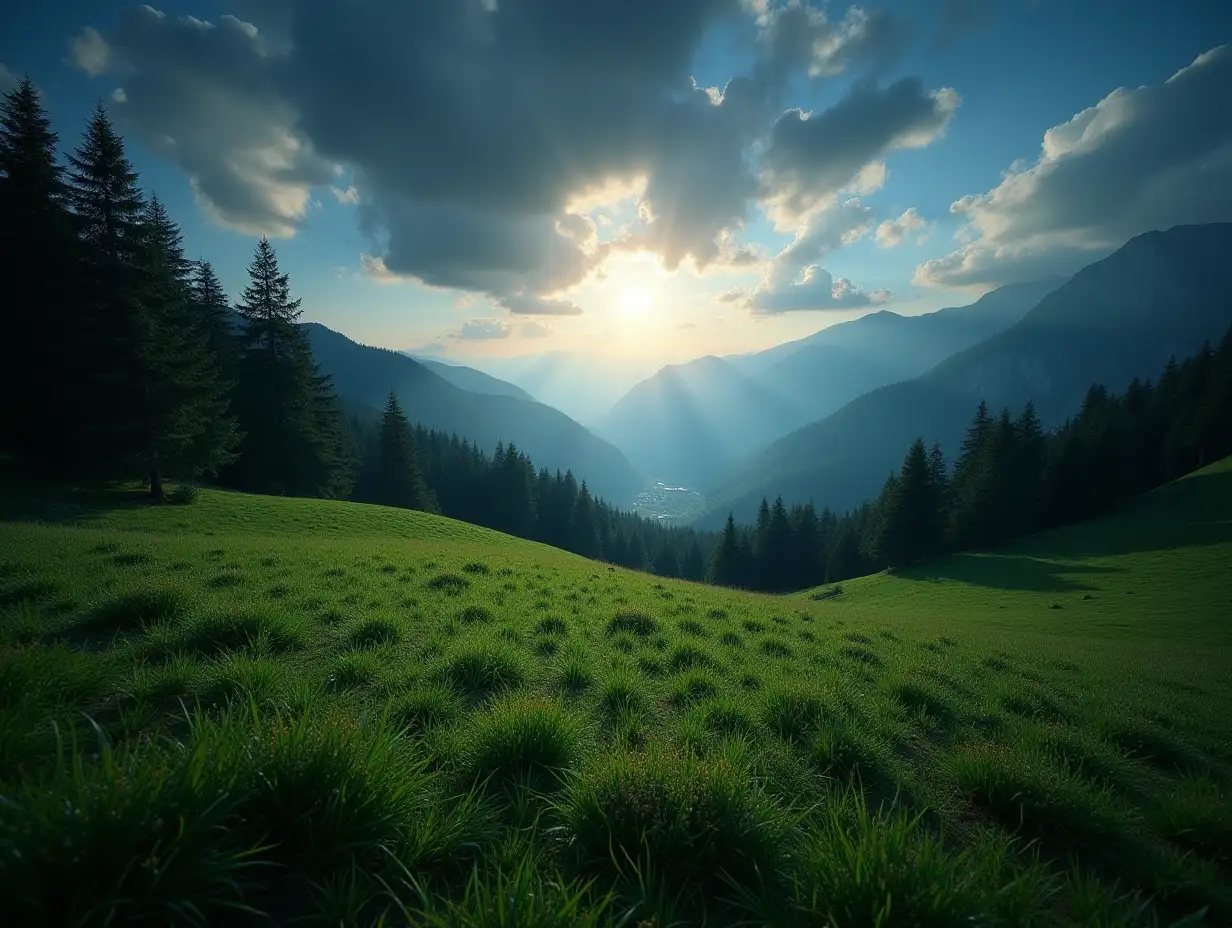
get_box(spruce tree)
[65,104,148,474]
[627,529,648,571]
[711,513,744,587]
[874,438,945,567]
[652,538,681,578]
[371,392,431,510]
[226,237,349,497]
[571,481,602,559]
[190,260,238,376]
[0,78,74,464]
[682,538,706,582]
[134,195,240,496]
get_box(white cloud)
[450,317,513,340]
[330,184,359,205]
[916,45,1232,288]
[70,27,112,76]
[748,265,890,314]
[875,207,931,247]
[360,253,401,284]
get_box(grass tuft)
[458,695,587,791]
[348,616,402,648]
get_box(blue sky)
[3,1,1230,366]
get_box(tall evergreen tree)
[368,392,432,511]
[571,481,602,559]
[134,195,240,496]
[874,438,945,567]
[652,538,681,578]
[190,260,239,376]
[681,539,707,582]
[626,529,648,571]
[0,78,75,465]
[711,513,745,587]
[226,237,349,497]
[65,104,149,474]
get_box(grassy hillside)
[1,462,1229,925]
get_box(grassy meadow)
[0,460,1230,926]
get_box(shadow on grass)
[0,475,157,525]
[904,553,1121,593]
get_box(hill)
[0,459,1228,924]
[602,279,1060,488]
[704,223,1232,524]
[303,323,644,504]
[598,355,801,486]
[412,357,536,403]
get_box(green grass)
[1,461,1230,924]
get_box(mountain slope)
[412,357,536,403]
[304,323,644,504]
[703,223,1232,525]
[598,356,800,487]
[600,279,1060,488]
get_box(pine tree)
[64,104,149,474]
[627,529,647,571]
[0,78,75,464]
[682,538,706,582]
[652,538,680,578]
[874,438,945,567]
[190,260,238,376]
[369,392,431,510]
[571,481,602,559]
[226,237,349,497]
[134,195,240,496]
[711,513,744,587]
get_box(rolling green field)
[1,460,1230,926]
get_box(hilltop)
[1,458,1229,924]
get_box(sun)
[618,285,653,318]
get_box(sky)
[3,0,1231,370]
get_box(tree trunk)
[149,458,164,502]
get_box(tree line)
[346,398,712,579]
[1,83,351,502]
[714,324,1232,592]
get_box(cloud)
[330,185,359,205]
[498,292,585,316]
[748,265,889,314]
[450,317,513,340]
[745,196,880,311]
[875,207,931,247]
[360,253,402,284]
[762,77,960,225]
[70,8,334,237]
[916,45,1232,288]
[70,27,112,76]
[520,320,553,338]
[70,2,947,306]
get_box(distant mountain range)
[405,355,536,403]
[304,324,644,504]
[599,278,1062,486]
[700,223,1232,526]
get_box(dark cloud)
[916,45,1232,288]
[450,317,513,340]
[762,77,960,222]
[70,1,940,312]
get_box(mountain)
[598,356,801,487]
[599,279,1061,489]
[303,324,644,504]
[702,223,1232,526]
[410,357,536,403]
[471,351,665,425]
